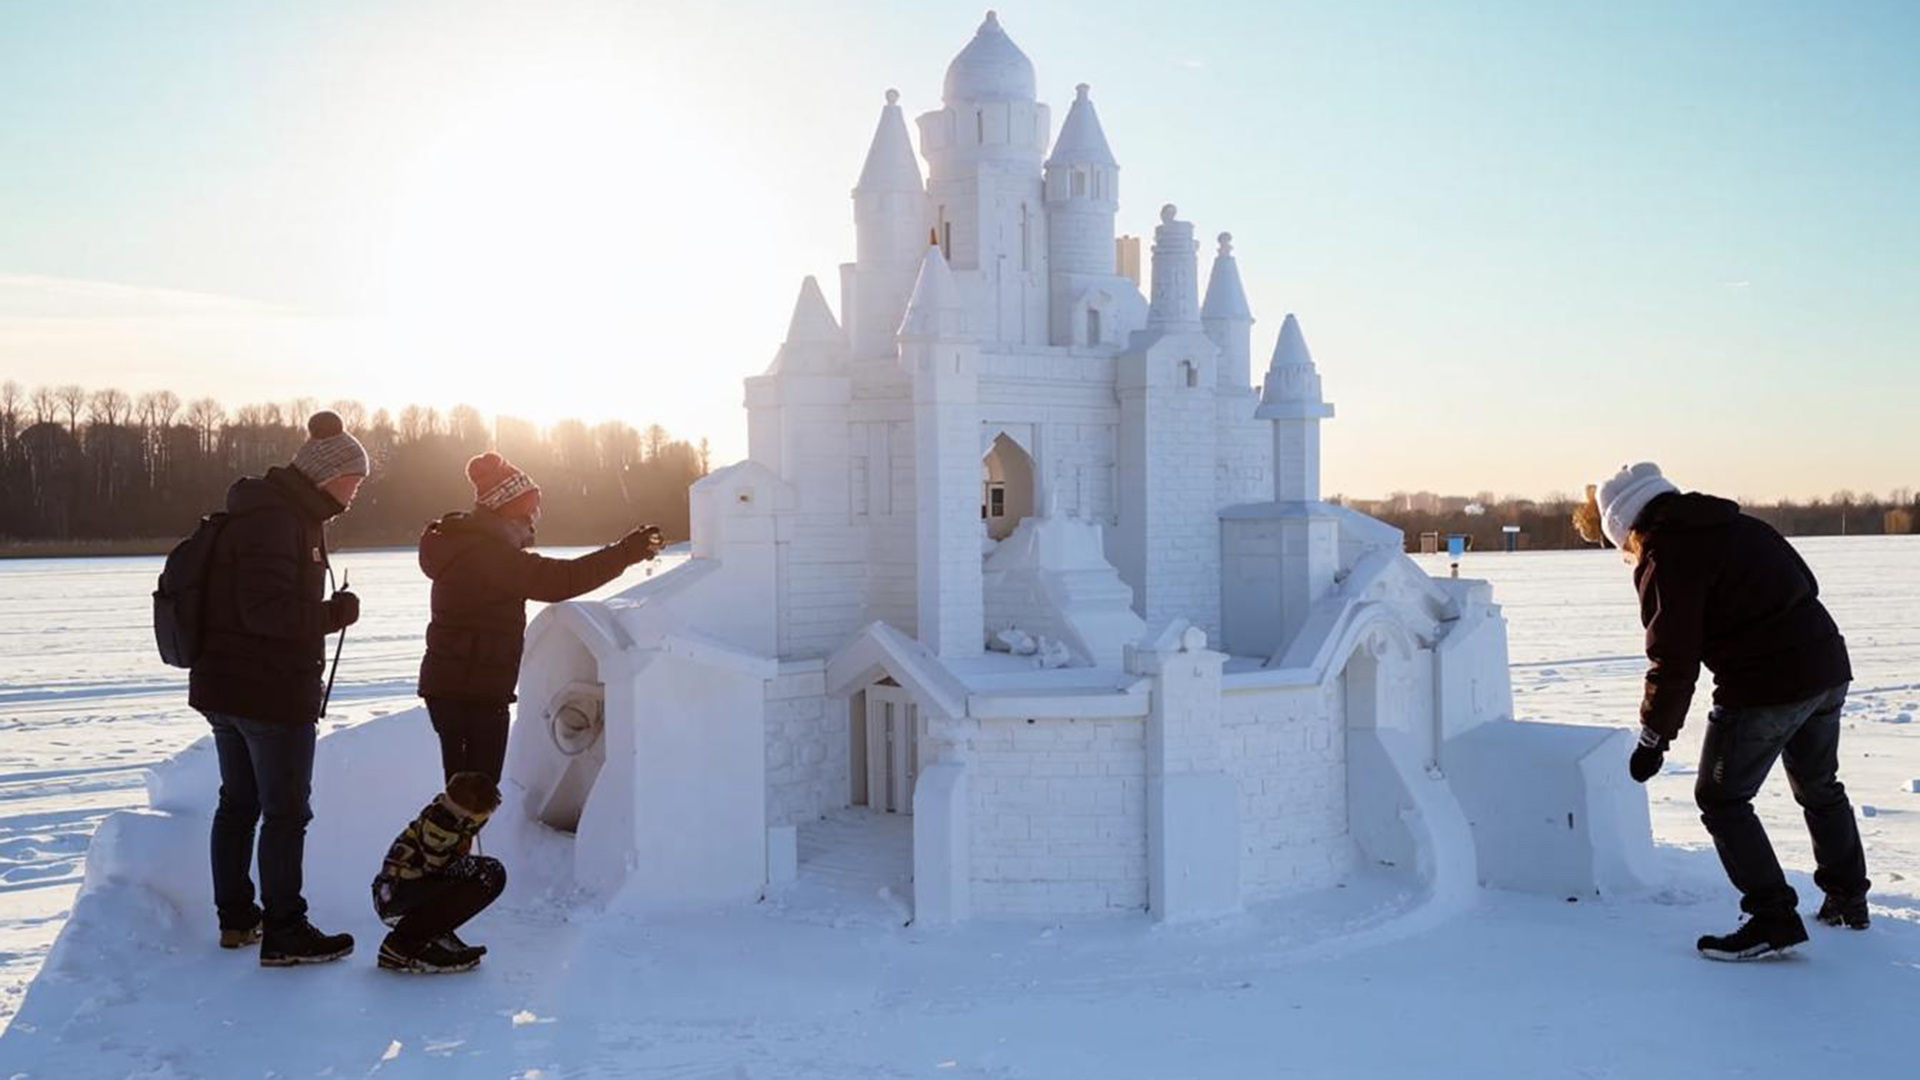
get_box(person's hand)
[617,525,665,563]
[327,589,361,631]
[1629,725,1668,783]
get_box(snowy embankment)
[1,540,1917,1077]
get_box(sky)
[0,0,1915,501]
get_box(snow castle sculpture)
[511,12,1655,922]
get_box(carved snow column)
[912,716,974,925]
[1128,620,1238,922]
[1258,314,1339,654]
[899,245,985,659]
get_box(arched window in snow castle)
[1072,169,1086,198]
[977,110,984,144]
[1086,307,1101,346]
[938,206,951,260]
[1180,360,1198,388]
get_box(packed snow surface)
[1,538,1917,1077]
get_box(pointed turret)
[1201,232,1253,389]
[1046,83,1116,168]
[855,89,924,194]
[899,244,967,341]
[850,89,931,360]
[766,277,845,375]
[1256,314,1334,503]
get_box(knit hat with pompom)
[467,452,541,520]
[290,411,370,486]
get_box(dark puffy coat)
[1633,492,1851,739]
[188,467,349,724]
[416,511,641,703]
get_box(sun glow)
[372,47,759,435]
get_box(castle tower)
[1257,313,1334,502]
[1113,205,1222,639]
[1201,233,1253,391]
[898,245,984,658]
[848,89,929,361]
[1044,83,1119,347]
[916,11,1050,346]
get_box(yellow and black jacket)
[377,794,490,882]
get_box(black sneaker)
[219,924,262,949]
[260,921,355,967]
[378,931,482,974]
[1816,894,1870,930]
[1696,912,1809,962]
[435,930,487,958]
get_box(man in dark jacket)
[417,451,663,782]
[189,411,366,966]
[1585,463,1868,961]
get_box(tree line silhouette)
[1344,488,1920,552]
[0,380,709,550]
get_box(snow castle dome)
[943,11,1036,104]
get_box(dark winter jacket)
[188,467,352,724]
[416,510,643,703]
[1632,492,1851,740]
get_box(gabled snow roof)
[1046,83,1116,168]
[854,89,924,194]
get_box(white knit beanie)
[1596,463,1679,548]
[290,411,370,486]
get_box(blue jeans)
[1695,684,1870,916]
[206,712,316,931]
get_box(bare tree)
[287,397,317,427]
[0,379,19,457]
[56,384,87,433]
[448,404,488,447]
[88,387,131,429]
[328,399,368,432]
[643,423,669,460]
[398,404,426,443]
[186,397,225,456]
[30,385,58,427]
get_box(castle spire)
[899,244,967,340]
[1202,233,1255,391]
[766,276,845,375]
[1046,83,1117,168]
[855,89,924,194]
[1256,313,1335,503]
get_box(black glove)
[1628,725,1668,783]
[617,525,665,563]
[326,589,361,632]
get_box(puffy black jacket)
[416,511,642,703]
[188,467,350,724]
[1633,492,1851,739]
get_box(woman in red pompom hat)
[415,451,665,781]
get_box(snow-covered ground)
[1,538,1916,1077]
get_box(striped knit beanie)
[467,452,541,520]
[290,411,370,486]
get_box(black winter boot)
[435,930,486,957]
[1696,911,1808,961]
[260,921,355,966]
[219,924,261,949]
[378,931,482,974]
[1816,894,1870,930]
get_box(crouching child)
[372,771,506,973]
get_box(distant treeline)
[1344,490,1920,552]
[0,381,708,549]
